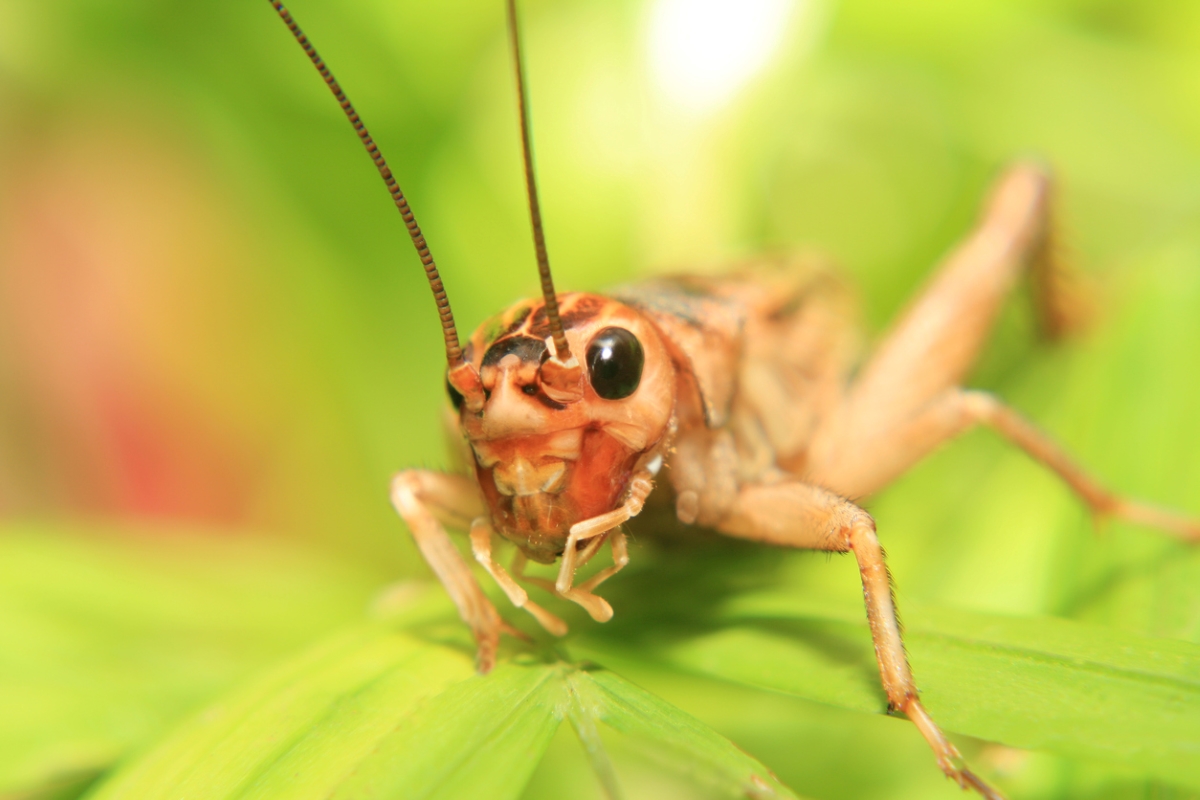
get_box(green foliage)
[0,524,378,798]
[3,526,1200,799]
[85,620,799,800]
[589,591,1200,786]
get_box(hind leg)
[799,163,1197,537]
[812,389,1198,541]
[810,163,1077,487]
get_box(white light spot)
[648,0,796,113]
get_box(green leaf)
[571,670,797,800]
[0,524,382,798]
[87,623,802,800]
[580,584,1200,790]
[87,626,538,800]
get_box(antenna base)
[448,362,486,413]
[540,354,584,404]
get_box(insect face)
[456,293,674,561]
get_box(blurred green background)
[1,0,1199,798]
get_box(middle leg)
[714,480,1002,799]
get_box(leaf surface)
[0,524,380,798]
[88,623,803,800]
[572,669,797,799]
[579,586,1200,789]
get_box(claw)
[473,629,499,674]
[934,751,1005,800]
[474,616,538,673]
[908,700,1004,799]
[959,768,1006,800]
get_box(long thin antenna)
[268,0,465,369]
[506,0,571,362]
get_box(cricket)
[268,1,1199,797]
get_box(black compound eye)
[446,377,464,411]
[586,327,644,400]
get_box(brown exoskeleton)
[268,1,1199,797]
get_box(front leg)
[390,469,512,673]
[469,517,568,637]
[556,468,654,594]
[512,533,631,624]
[531,469,652,623]
[716,480,1003,800]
